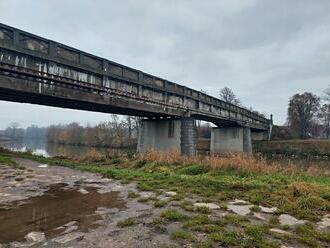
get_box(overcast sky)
[0,0,329,129]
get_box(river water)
[0,139,128,158]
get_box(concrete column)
[243,128,252,154]
[180,117,196,156]
[137,119,181,153]
[210,127,252,154]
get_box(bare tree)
[319,104,330,139]
[287,92,320,139]
[219,87,241,105]
[5,122,24,140]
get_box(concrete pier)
[210,127,252,154]
[137,119,181,153]
[180,117,197,156]
[137,118,196,155]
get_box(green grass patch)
[0,154,18,167]
[250,205,262,212]
[178,164,209,175]
[171,230,197,242]
[128,191,140,198]
[195,206,211,214]
[154,200,167,208]
[117,217,137,228]
[160,209,186,222]
[294,223,330,247]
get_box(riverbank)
[0,148,329,247]
[254,139,330,159]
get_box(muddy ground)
[0,158,181,247]
[0,158,329,248]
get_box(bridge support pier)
[210,127,252,154]
[137,118,196,155]
[181,117,197,156]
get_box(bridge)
[0,23,272,155]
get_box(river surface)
[0,139,129,158]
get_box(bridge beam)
[137,118,196,155]
[210,127,252,154]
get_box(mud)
[0,159,179,248]
[0,184,126,243]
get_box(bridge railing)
[0,23,271,128]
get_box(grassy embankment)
[0,144,329,247]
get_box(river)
[0,138,130,158]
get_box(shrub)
[117,218,137,227]
[178,164,209,175]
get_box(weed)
[154,200,167,208]
[294,223,330,247]
[210,230,244,246]
[152,217,166,225]
[160,209,186,222]
[250,205,262,212]
[0,154,18,167]
[134,159,147,168]
[128,191,140,198]
[269,216,279,226]
[178,164,209,175]
[181,200,194,212]
[225,214,249,225]
[195,206,211,214]
[117,218,137,228]
[171,230,197,242]
[195,239,214,248]
[137,197,150,203]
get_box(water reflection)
[0,139,129,158]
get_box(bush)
[178,164,209,175]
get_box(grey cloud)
[0,0,329,128]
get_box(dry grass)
[137,149,327,176]
[35,143,327,176]
[78,148,106,162]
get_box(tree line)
[0,123,47,141]
[46,116,138,148]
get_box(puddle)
[37,164,49,168]
[0,184,127,244]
